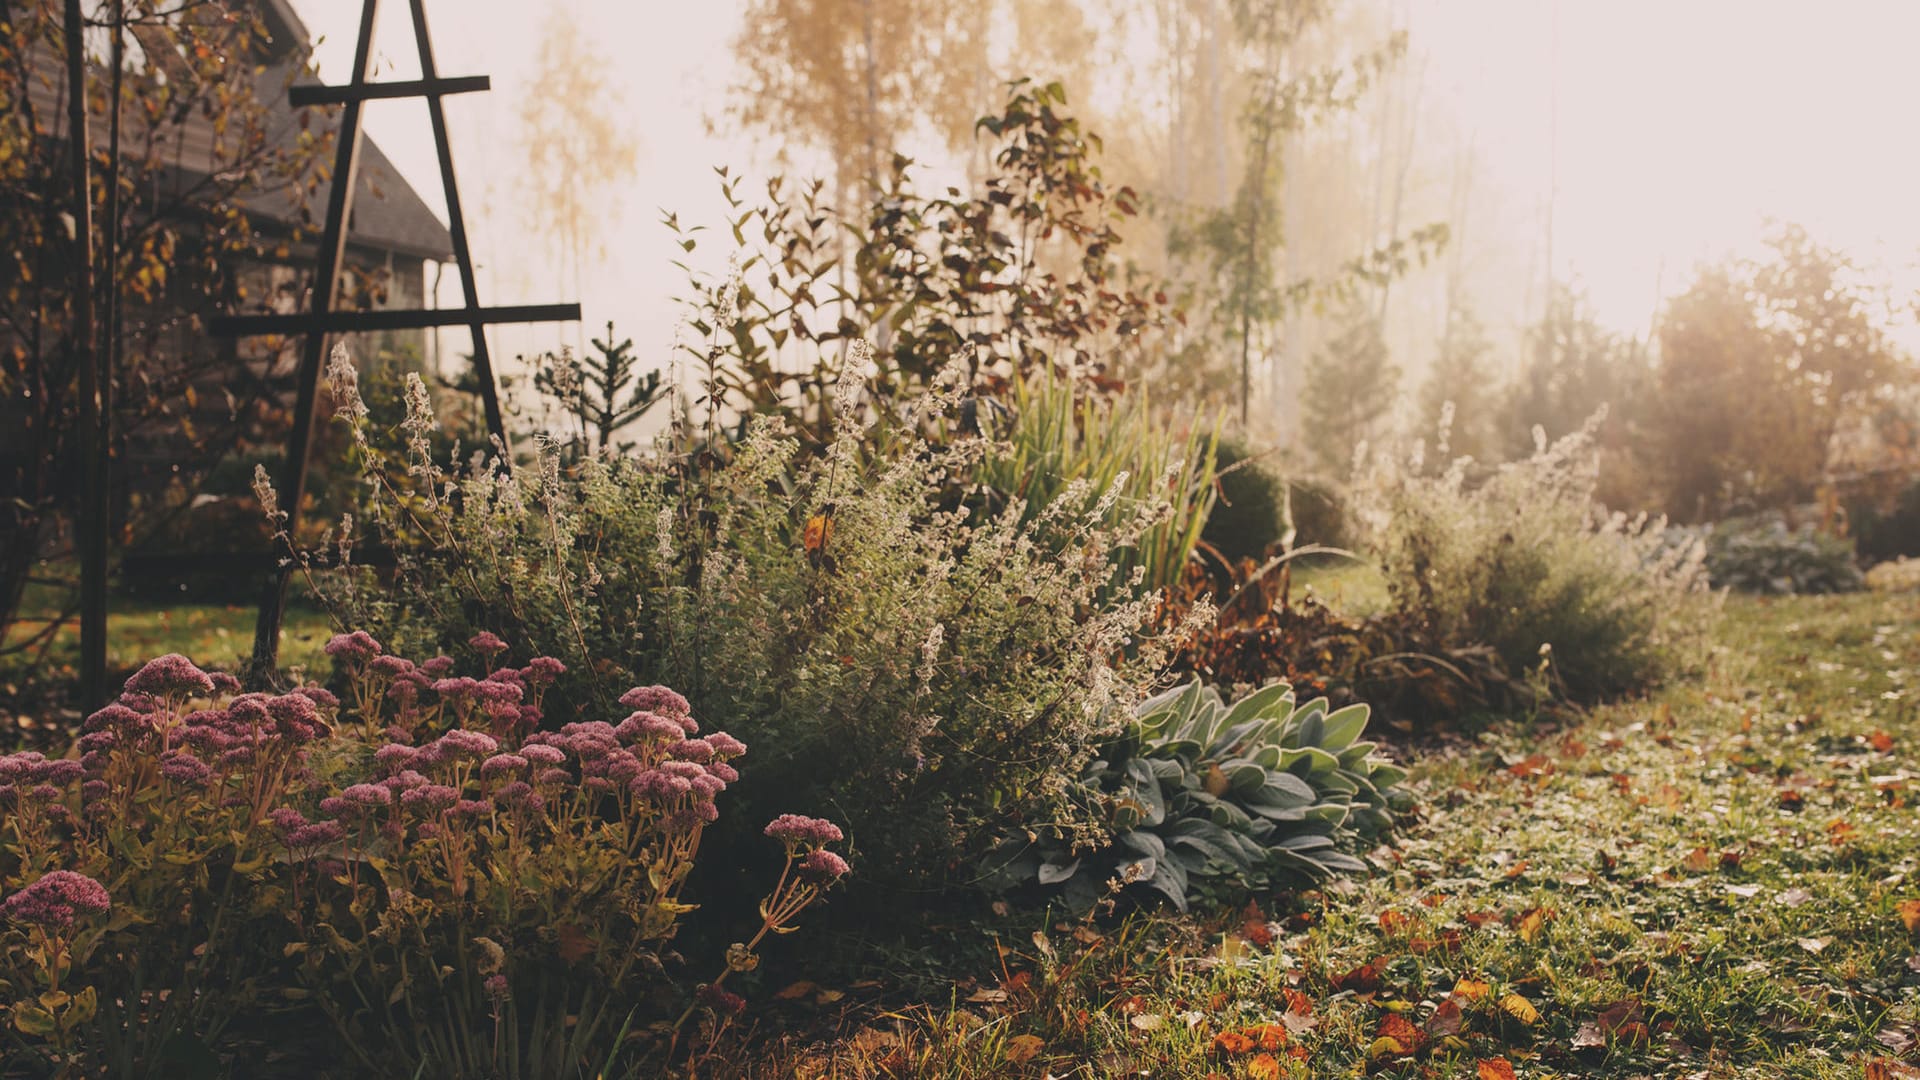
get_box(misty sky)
[295,0,1920,372]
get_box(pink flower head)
[630,769,693,804]
[669,738,716,764]
[468,631,509,657]
[420,656,456,677]
[520,744,566,767]
[270,693,329,741]
[123,653,215,699]
[764,814,844,849]
[324,631,383,663]
[523,657,566,689]
[368,655,416,680]
[707,761,740,784]
[158,750,213,786]
[286,821,345,849]
[373,743,420,774]
[383,769,430,793]
[342,783,392,807]
[432,729,499,761]
[268,807,309,835]
[485,973,510,1001]
[618,686,692,721]
[535,768,572,786]
[480,753,528,779]
[208,671,242,696]
[292,685,340,712]
[706,732,747,759]
[83,703,154,736]
[0,871,110,929]
[615,711,684,745]
[797,849,851,886]
[401,784,460,812]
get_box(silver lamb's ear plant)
[983,678,1410,914]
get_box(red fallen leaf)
[1378,1013,1424,1052]
[1420,893,1451,907]
[1116,994,1148,1015]
[1508,754,1554,779]
[1478,1058,1517,1080]
[1681,846,1715,873]
[1409,930,1463,955]
[1282,988,1313,1016]
[1378,910,1413,934]
[1463,910,1502,929]
[1871,731,1897,753]
[1426,997,1464,1036]
[1719,848,1745,870]
[1333,958,1385,993]
[1779,789,1805,809]
[1241,901,1275,948]
[1829,819,1859,846]
[1612,773,1633,793]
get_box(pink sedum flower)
[764,814,844,849]
[0,871,110,929]
[123,653,215,699]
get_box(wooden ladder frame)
[209,0,579,680]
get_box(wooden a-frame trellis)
[209,0,579,681]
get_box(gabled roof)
[28,1,454,262]
[244,0,455,261]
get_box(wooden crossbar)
[288,75,490,106]
[206,0,581,682]
[209,303,580,337]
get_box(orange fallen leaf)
[1682,846,1715,873]
[1871,731,1897,753]
[1283,988,1314,1015]
[1379,910,1413,934]
[1899,899,1920,933]
[1248,1052,1282,1080]
[1251,1023,1288,1050]
[1004,1033,1044,1065]
[1478,1058,1517,1080]
[1213,1030,1255,1055]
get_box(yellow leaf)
[1499,993,1539,1025]
[1452,978,1492,1001]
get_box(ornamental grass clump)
[1356,416,1711,701]
[0,644,846,1075]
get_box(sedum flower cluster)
[0,640,847,1074]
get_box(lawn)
[752,590,1920,1078]
[0,584,332,729]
